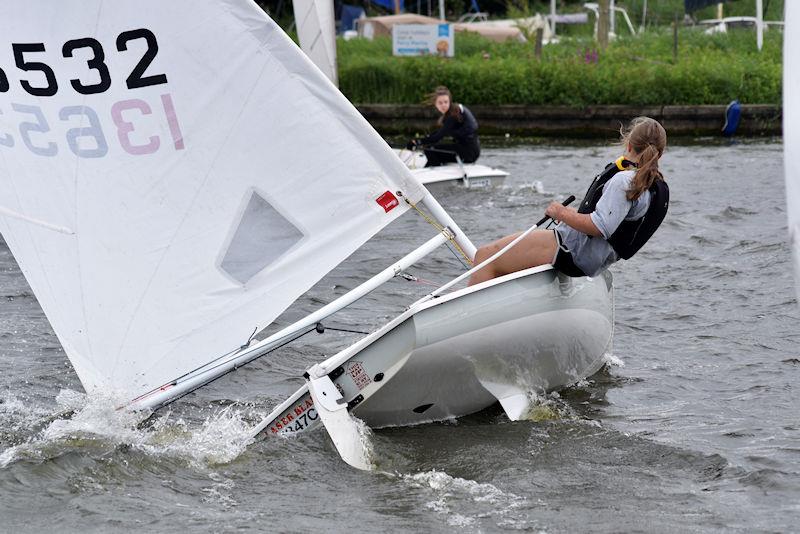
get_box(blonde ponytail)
[620,117,667,201]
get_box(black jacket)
[420,104,479,147]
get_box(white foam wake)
[399,470,526,528]
[0,389,256,469]
[602,352,625,367]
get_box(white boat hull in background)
[394,149,510,190]
[411,164,510,190]
[255,267,613,436]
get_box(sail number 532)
[0,28,166,96]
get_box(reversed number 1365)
[0,95,184,158]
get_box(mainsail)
[293,0,339,86]
[0,0,425,401]
[786,2,800,301]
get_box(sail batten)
[0,207,76,234]
[0,0,425,401]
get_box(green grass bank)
[338,26,782,108]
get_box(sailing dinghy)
[395,148,510,190]
[0,0,612,470]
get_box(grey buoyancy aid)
[577,156,669,260]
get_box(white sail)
[786,3,800,301]
[293,0,339,86]
[0,0,424,400]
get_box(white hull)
[394,149,509,190]
[256,266,613,437]
[411,165,509,190]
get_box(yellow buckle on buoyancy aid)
[615,156,637,171]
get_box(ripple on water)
[736,467,797,492]
[1,141,799,532]
[706,206,758,222]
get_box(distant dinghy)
[395,148,510,190]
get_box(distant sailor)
[468,116,669,285]
[407,85,480,167]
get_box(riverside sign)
[392,23,454,57]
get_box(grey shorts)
[552,230,586,278]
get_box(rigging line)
[315,323,370,335]
[403,197,473,267]
[419,147,459,155]
[241,326,258,350]
[444,240,472,269]
[399,272,441,287]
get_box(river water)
[1,139,798,533]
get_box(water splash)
[602,352,626,367]
[0,389,256,469]
[0,391,57,439]
[399,469,526,527]
[143,405,256,466]
[353,415,377,469]
[201,471,238,507]
[520,390,576,422]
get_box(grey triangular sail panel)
[221,191,304,285]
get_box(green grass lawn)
[337,18,782,107]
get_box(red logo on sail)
[376,191,399,213]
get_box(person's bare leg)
[468,230,558,286]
